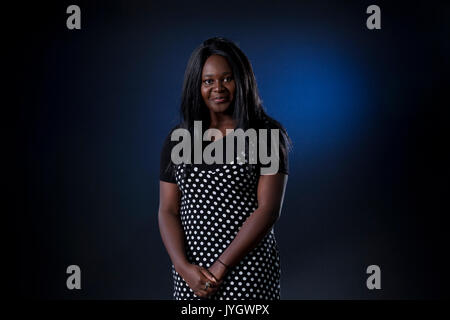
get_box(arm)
[158,181,220,297]
[208,173,288,280]
[158,181,188,272]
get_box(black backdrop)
[9,0,449,299]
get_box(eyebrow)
[203,71,232,78]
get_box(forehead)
[202,55,232,76]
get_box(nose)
[213,79,225,92]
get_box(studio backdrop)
[10,0,448,299]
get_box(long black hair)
[179,36,292,156]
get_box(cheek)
[228,83,236,97]
[201,87,209,100]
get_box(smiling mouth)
[212,97,229,103]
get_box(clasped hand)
[178,261,228,298]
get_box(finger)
[198,288,215,298]
[195,279,210,293]
[196,274,215,289]
[206,281,221,293]
[194,289,208,298]
[199,268,218,284]
[196,279,218,295]
[208,286,219,295]
[209,278,223,288]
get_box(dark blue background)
[10,0,448,299]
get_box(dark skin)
[158,54,288,298]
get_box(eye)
[224,76,233,82]
[203,79,213,85]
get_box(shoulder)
[254,119,290,175]
[162,124,184,145]
[160,124,184,158]
[165,124,183,138]
[160,124,183,183]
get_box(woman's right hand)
[177,263,222,298]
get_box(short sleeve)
[258,134,289,176]
[159,130,177,184]
[278,145,289,175]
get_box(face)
[201,54,236,114]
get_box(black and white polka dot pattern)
[172,162,281,300]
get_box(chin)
[209,103,231,113]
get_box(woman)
[158,37,290,300]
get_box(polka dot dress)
[160,129,288,300]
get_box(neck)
[209,112,235,130]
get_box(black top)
[160,126,289,183]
